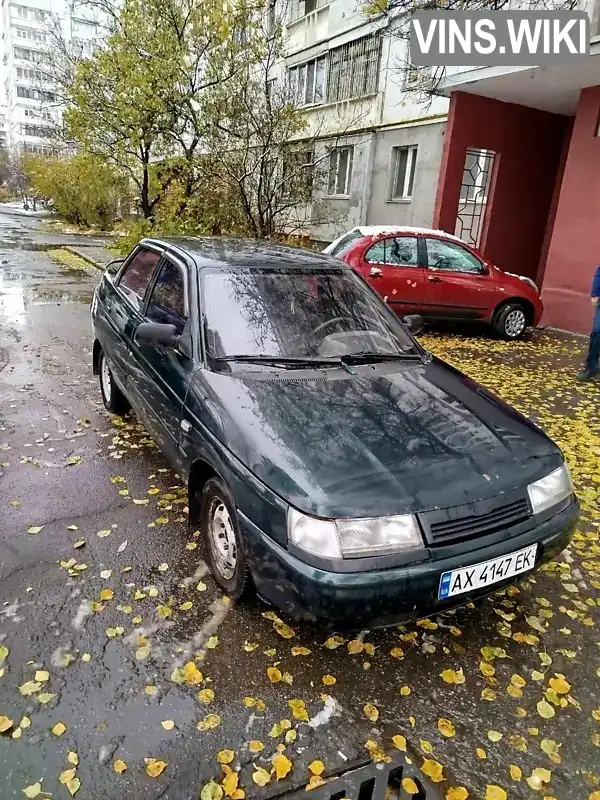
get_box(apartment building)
[279,0,450,243]
[0,0,107,153]
[0,103,7,149]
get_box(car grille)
[420,497,531,546]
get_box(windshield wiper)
[341,351,424,363]
[211,354,346,369]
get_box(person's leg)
[579,305,600,380]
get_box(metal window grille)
[327,33,381,103]
[456,147,496,248]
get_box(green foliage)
[0,187,12,203]
[27,154,121,230]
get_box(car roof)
[141,236,351,271]
[353,225,467,244]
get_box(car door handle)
[428,275,443,283]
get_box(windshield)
[201,266,417,359]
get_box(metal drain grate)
[274,752,443,799]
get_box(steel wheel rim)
[505,309,526,337]
[207,498,237,580]
[100,356,112,400]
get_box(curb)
[63,246,105,271]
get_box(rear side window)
[146,260,187,335]
[365,237,419,266]
[118,247,161,311]
[327,230,362,258]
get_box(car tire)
[493,303,529,341]
[200,477,250,600]
[98,348,130,415]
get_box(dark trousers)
[586,304,600,372]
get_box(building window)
[327,33,381,103]
[289,56,326,106]
[390,146,417,200]
[289,0,324,22]
[21,123,51,137]
[16,27,46,43]
[328,146,353,196]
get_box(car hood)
[188,359,562,518]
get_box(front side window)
[146,260,187,335]
[390,146,417,200]
[202,267,416,360]
[328,146,354,196]
[425,239,483,274]
[118,247,161,311]
[365,237,419,266]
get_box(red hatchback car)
[324,226,543,340]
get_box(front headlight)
[288,508,423,559]
[527,463,573,515]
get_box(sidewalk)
[63,243,118,269]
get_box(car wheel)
[98,348,130,415]
[493,303,528,340]
[201,477,250,600]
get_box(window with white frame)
[389,145,417,200]
[15,27,46,43]
[288,55,326,106]
[328,146,353,196]
[288,0,325,22]
[327,33,381,103]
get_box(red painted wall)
[434,92,569,282]
[540,86,600,334]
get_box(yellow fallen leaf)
[400,686,411,696]
[274,621,295,639]
[179,601,193,611]
[99,589,114,601]
[509,765,522,780]
[67,752,79,766]
[114,759,127,773]
[281,671,293,685]
[157,605,172,620]
[97,529,111,537]
[537,699,555,719]
[27,526,43,534]
[201,780,224,800]
[37,693,55,704]
[145,759,168,777]
[183,662,203,685]
[440,668,465,685]
[59,768,77,784]
[66,777,81,796]
[525,768,551,791]
[476,748,487,759]
[197,713,221,730]
[161,720,175,730]
[446,788,469,800]
[421,759,444,782]
[392,734,407,751]
[267,666,282,683]
[52,721,67,736]
[390,647,405,659]
[0,645,8,665]
[480,662,495,677]
[438,718,456,737]
[348,639,364,654]
[548,674,571,695]
[291,646,311,656]
[217,750,235,765]
[248,740,264,752]
[481,688,497,701]
[22,783,43,798]
[488,730,503,742]
[207,635,219,649]
[0,715,13,732]
[252,767,271,786]
[485,787,507,800]
[19,681,41,696]
[309,760,324,775]
[306,775,326,791]
[324,635,344,649]
[402,778,419,795]
[223,772,239,798]
[268,719,291,737]
[363,703,379,722]
[198,689,215,704]
[273,753,293,780]
[420,739,433,754]
[20,717,31,729]
[322,674,336,686]
[288,699,309,722]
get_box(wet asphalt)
[0,208,599,800]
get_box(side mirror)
[106,259,124,276]
[402,314,424,335]
[135,322,179,348]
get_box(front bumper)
[241,500,578,629]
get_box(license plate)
[438,544,538,600]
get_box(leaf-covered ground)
[1,229,599,800]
